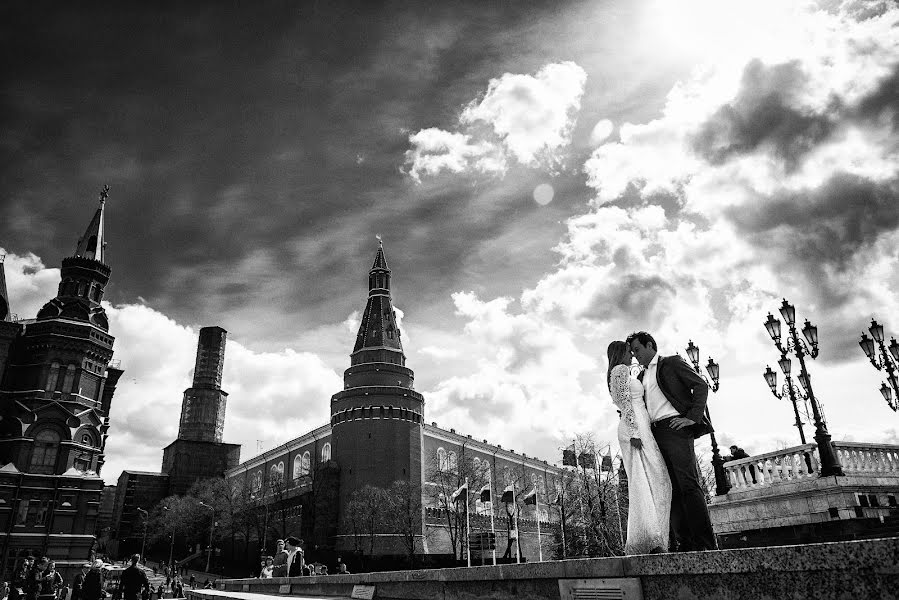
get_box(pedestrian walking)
[119,556,149,600]
[80,561,104,600]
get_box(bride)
[608,340,671,554]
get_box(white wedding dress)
[610,364,672,554]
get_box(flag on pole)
[577,451,596,469]
[601,454,613,471]
[479,484,491,503]
[501,485,514,504]
[522,487,537,506]
[562,445,577,466]
[450,481,468,503]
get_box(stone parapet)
[193,537,899,600]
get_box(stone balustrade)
[723,444,818,491]
[833,441,899,475]
[723,441,899,492]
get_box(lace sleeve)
[611,365,639,440]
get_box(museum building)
[0,189,124,577]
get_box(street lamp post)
[858,319,899,412]
[763,355,809,445]
[684,341,729,496]
[162,506,175,571]
[198,501,215,573]
[764,299,843,476]
[136,507,149,562]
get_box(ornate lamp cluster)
[858,319,899,412]
[683,340,729,496]
[762,299,843,477]
[763,355,812,445]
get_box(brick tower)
[331,242,425,553]
[0,186,124,573]
[162,326,239,494]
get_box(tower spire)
[74,185,108,263]
[353,240,403,358]
[0,252,10,322]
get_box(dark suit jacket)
[651,354,713,438]
[287,551,304,577]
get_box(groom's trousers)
[652,418,717,551]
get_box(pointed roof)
[74,185,108,263]
[352,242,403,356]
[371,239,389,271]
[0,252,9,321]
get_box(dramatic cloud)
[405,61,587,180]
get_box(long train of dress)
[610,364,672,554]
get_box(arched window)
[321,443,331,462]
[448,451,457,472]
[503,467,512,486]
[62,365,76,393]
[293,454,303,479]
[301,451,311,476]
[81,433,92,446]
[473,457,481,471]
[270,462,284,488]
[46,363,60,392]
[437,448,447,471]
[252,471,263,492]
[77,281,87,297]
[31,430,61,474]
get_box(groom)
[627,331,717,552]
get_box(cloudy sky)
[2,0,898,484]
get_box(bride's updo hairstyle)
[607,340,631,391]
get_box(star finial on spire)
[99,184,110,204]
[376,234,383,247]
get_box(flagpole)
[513,485,519,564]
[535,488,543,562]
[465,477,471,568]
[490,474,496,566]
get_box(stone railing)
[833,441,899,475]
[723,444,818,491]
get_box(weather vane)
[376,234,382,246]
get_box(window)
[80,433,93,446]
[828,507,840,519]
[293,455,303,479]
[31,430,61,474]
[62,365,76,393]
[321,443,331,462]
[270,462,284,488]
[437,448,447,472]
[858,494,870,508]
[503,467,512,486]
[888,495,897,507]
[35,500,50,526]
[301,451,311,476]
[15,500,30,525]
[869,494,880,508]
[74,457,90,471]
[47,363,60,392]
[252,471,263,492]
[448,451,457,473]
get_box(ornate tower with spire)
[161,326,240,495]
[331,242,425,553]
[0,186,124,573]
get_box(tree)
[344,485,390,569]
[425,443,489,560]
[384,480,423,568]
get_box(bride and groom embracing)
[607,331,717,555]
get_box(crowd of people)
[2,554,215,600]
[256,537,349,578]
